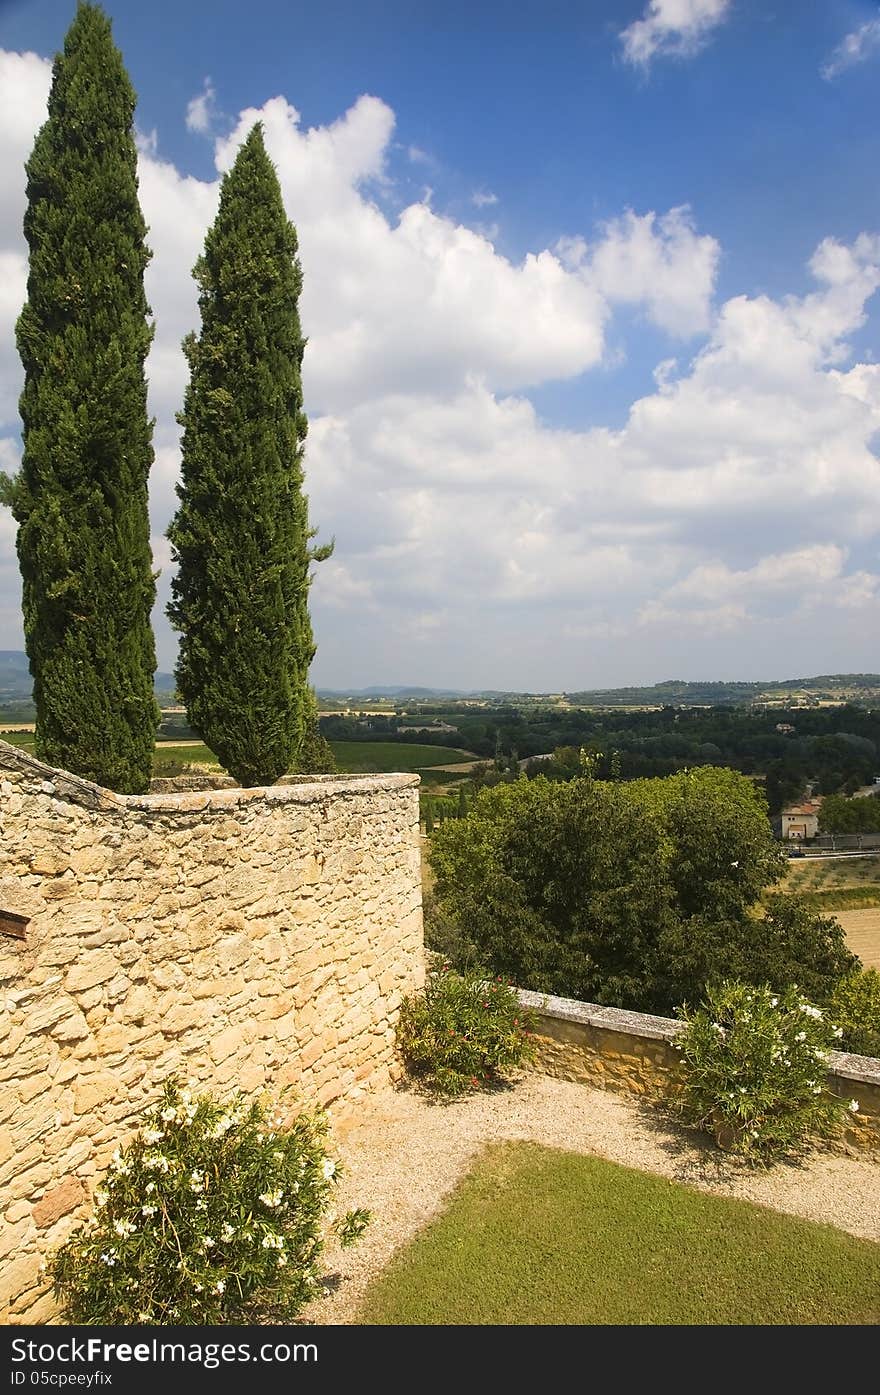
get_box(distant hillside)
[317,685,470,700]
[0,652,176,702]
[564,675,880,707]
[2,652,879,708]
[0,651,31,700]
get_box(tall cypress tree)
[167,124,331,788]
[1,2,158,793]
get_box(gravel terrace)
[299,1074,880,1324]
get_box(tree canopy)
[430,767,855,1014]
[167,124,331,787]
[1,1,158,792]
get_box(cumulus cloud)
[586,206,719,336]
[1,48,879,686]
[185,77,218,135]
[821,15,880,80]
[620,0,731,68]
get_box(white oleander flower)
[800,1004,822,1019]
[142,1128,164,1145]
[202,1237,215,1249]
[849,1099,860,1113]
[100,1252,118,1267]
[221,1223,235,1242]
[141,1205,158,1217]
[259,1189,284,1208]
[113,1219,136,1238]
[833,1027,843,1038]
[322,1159,336,1181]
[214,1280,225,1295]
[160,1107,177,1123]
[794,1032,806,1042]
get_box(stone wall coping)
[518,987,880,1087]
[0,738,418,815]
[518,988,681,1042]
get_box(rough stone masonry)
[0,740,424,1322]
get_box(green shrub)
[397,968,536,1098]
[47,1079,369,1324]
[674,981,856,1163]
[827,968,880,1058]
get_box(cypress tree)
[167,123,331,787]
[1,2,159,793]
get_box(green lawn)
[361,1142,880,1326]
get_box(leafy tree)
[430,768,850,1015]
[295,688,337,774]
[0,2,158,792]
[819,793,880,834]
[431,776,678,1010]
[628,766,786,921]
[167,124,331,787]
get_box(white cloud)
[620,0,731,68]
[1,48,879,687]
[471,189,498,207]
[185,78,217,135]
[821,16,880,80]
[586,206,720,336]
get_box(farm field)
[2,731,475,777]
[326,741,475,772]
[782,855,880,911]
[831,909,880,972]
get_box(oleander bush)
[47,1079,369,1324]
[674,981,857,1162]
[827,967,880,1058]
[397,967,536,1098]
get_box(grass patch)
[798,887,880,912]
[328,741,473,772]
[152,743,219,771]
[0,730,35,750]
[360,1142,880,1326]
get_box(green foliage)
[397,968,535,1098]
[827,968,880,1058]
[430,767,832,1015]
[2,3,158,792]
[818,793,880,834]
[422,892,482,970]
[46,1079,368,1324]
[294,688,337,774]
[674,982,854,1162]
[167,124,331,788]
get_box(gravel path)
[300,1074,880,1324]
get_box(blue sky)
[1,0,880,688]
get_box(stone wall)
[0,741,424,1323]
[520,989,880,1153]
